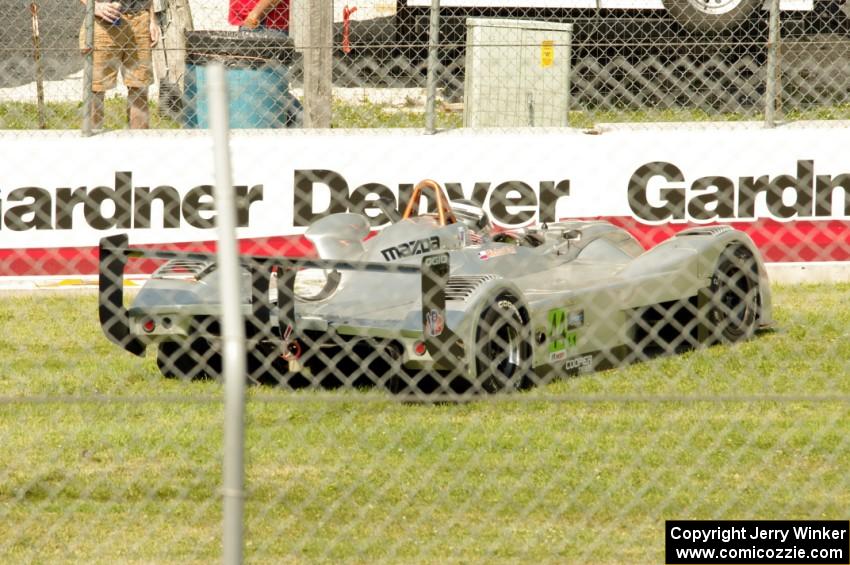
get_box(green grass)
[0,98,460,130]
[3,98,850,130]
[0,98,182,130]
[1,285,849,563]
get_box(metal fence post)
[29,1,46,129]
[82,0,95,136]
[208,62,247,565]
[764,0,781,127]
[425,0,441,133]
[303,0,333,128]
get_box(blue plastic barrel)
[182,31,301,129]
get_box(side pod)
[98,234,146,356]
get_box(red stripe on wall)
[0,236,316,277]
[597,218,850,263]
[1,218,848,276]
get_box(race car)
[98,179,773,395]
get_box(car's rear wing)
[98,234,464,368]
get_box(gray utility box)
[463,18,572,127]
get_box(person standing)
[228,0,303,127]
[79,0,161,129]
[229,0,290,31]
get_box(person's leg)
[80,19,118,130]
[128,87,150,129]
[122,11,153,128]
[91,91,106,129]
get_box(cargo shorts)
[79,10,153,91]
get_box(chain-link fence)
[1,0,850,129]
[2,0,850,563]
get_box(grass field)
[0,98,466,130]
[1,285,849,563]
[3,98,850,131]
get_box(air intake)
[153,259,214,280]
[444,275,496,302]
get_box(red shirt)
[228,0,290,29]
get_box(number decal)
[548,308,566,353]
[548,308,578,361]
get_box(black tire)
[663,0,761,33]
[156,339,216,380]
[246,342,292,387]
[384,368,443,397]
[473,295,531,393]
[704,245,759,343]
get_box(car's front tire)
[704,245,760,343]
[472,294,532,393]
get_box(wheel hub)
[687,0,743,16]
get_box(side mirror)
[305,213,370,260]
[452,200,491,232]
[564,229,582,241]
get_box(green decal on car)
[548,308,578,361]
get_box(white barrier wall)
[1,124,849,277]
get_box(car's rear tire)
[473,294,531,393]
[157,338,304,386]
[156,339,216,380]
[246,342,293,387]
[704,245,759,343]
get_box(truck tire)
[663,0,761,33]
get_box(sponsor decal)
[293,169,571,227]
[381,236,441,261]
[628,160,850,223]
[4,133,850,277]
[547,332,577,362]
[565,354,593,373]
[547,307,578,361]
[549,349,568,363]
[425,308,444,337]
[478,246,517,260]
[5,160,849,233]
[423,253,448,267]
[568,309,584,329]
[0,171,263,231]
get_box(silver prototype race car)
[99,180,772,394]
